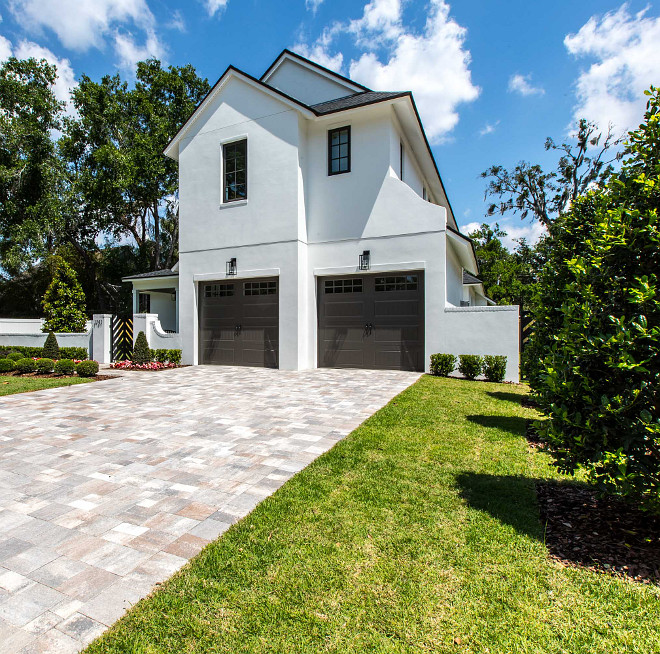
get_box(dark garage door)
[318,272,424,372]
[199,277,278,367]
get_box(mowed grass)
[0,375,90,396]
[86,376,660,654]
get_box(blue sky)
[1,0,659,247]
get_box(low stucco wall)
[0,330,92,355]
[441,305,520,383]
[150,320,183,351]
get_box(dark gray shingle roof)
[462,270,482,285]
[122,269,178,281]
[310,91,408,115]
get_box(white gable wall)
[264,58,358,105]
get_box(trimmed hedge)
[430,353,456,377]
[458,355,483,380]
[483,355,507,383]
[133,332,150,364]
[36,358,55,373]
[15,358,37,374]
[76,360,99,377]
[168,349,182,365]
[0,358,15,373]
[0,345,88,360]
[54,359,76,376]
[7,352,23,362]
[42,332,60,359]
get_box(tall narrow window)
[138,293,150,313]
[223,139,247,202]
[328,126,351,175]
[400,141,404,180]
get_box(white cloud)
[298,0,479,144]
[462,219,547,251]
[305,0,324,13]
[479,120,499,136]
[168,10,185,32]
[114,29,165,71]
[0,34,12,61]
[565,4,660,132]
[508,73,544,96]
[205,0,229,17]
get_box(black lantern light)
[359,250,370,270]
[226,257,237,276]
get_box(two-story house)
[124,50,519,381]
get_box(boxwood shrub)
[36,358,55,374]
[483,355,507,383]
[167,349,182,365]
[54,359,76,376]
[76,360,99,377]
[15,358,37,374]
[154,348,169,363]
[7,351,23,362]
[430,353,456,377]
[60,347,88,360]
[458,354,483,380]
[42,332,60,359]
[0,358,15,373]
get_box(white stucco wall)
[446,241,464,307]
[0,318,92,334]
[0,330,92,353]
[147,292,177,332]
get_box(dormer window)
[328,126,350,175]
[223,139,247,202]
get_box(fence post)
[92,314,112,364]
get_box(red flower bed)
[110,360,179,371]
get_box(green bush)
[54,359,76,376]
[0,358,15,373]
[42,331,60,359]
[154,348,169,363]
[133,331,151,364]
[76,360,99,377]
[60,347,88,360]
[430,353,456,377]
[483,355,507,383]
[42,256,87,333]
[167,349,182,365]
[36,358,55,373]
[531,87,660,511]
[458,355,483,380]
[15,358,37,374]
[7,351,23,361]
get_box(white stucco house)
[123,50,519,381]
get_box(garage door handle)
[364,323,373,336]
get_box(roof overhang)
[447,226,479,275]
[122,273,179,282]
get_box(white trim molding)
[193,267,281,282]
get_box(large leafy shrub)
[483,355,507,383]
[133,331,151,364]
[42,332,60,359]
[42,256,87,333]
[458,355,483,380]
[54,359,75,375]
[430,353,456,377]
[76,360,99,377]
[531,87,660,511]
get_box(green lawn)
[86,376,660,654]
[0,375,90,396]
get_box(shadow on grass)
[487,391,525,405]
[466,414,527,436]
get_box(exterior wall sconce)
[226,257,237,276]
[359,250,371,270]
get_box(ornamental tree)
[531,87,660,511]
[42,256,87,333]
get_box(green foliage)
[483,355,507,383]
[532,87,660,511]
[15,357,36,374]
[167,349,182,365]
[7,351,23,361]
[42,331,60,359]
[35,358,55,373]
[0,345,87,360]
[430,353,456,377]
[42,256,87,332]
[0,359,15,372]
[458,355,483,380]
[133,331,151,364]
[61,347,88,360]
[76,360,99,377]
[54,359,75,376]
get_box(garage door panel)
[324,301,366,319]
[374,299,420,317]
[375,348,419,370]
[374,326,421,343]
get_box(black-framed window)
[328,126,350,175]
[244,281,277,296]
[205,283,234,298]
[138,292,150,312]
[324,278,363,294]
[223,139,247,202]
[375,275,418,292]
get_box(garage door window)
[324,279,363,294]
[244,281,277,296]
[205,283,234,298]
[375,275,418,292]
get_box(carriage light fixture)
[359,250,370,270]
[226,257,237,276]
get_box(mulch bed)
[537,480,660,584]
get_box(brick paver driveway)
[0,366,419,653]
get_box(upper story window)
[223,139,247,203]
[328,126,350,175]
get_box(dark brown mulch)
[537,481,660,583]
[521,395,538,409]
[525,419,547,449]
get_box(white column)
[133,313,159,347]
[92,314,112,364]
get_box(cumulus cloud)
[0,34,12,61]
[205,0,229,17]
[8,0,165,70]
[508,73,544,96]
[565,3,660,132]
[296,0,479,144]
[463,219,547,251]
